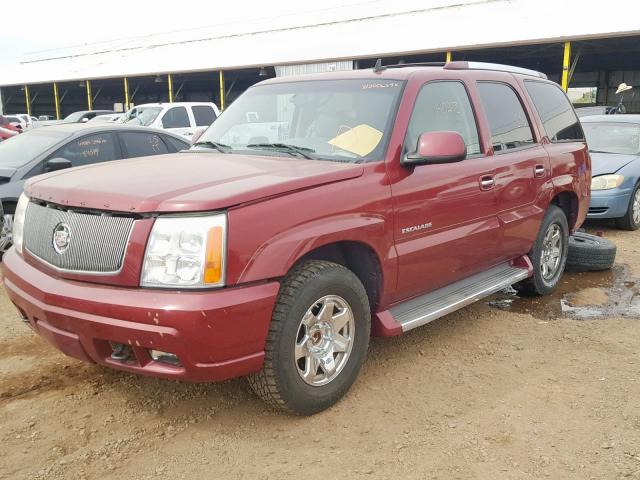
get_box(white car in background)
[122,102,220,137]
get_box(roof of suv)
[259,61,548,85]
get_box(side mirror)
[45,158,72,172]
[402,131,467,167]
[81,117,90,123]
[191,128,206,144]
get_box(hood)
[25,152,364,213]
[590,152,639,176]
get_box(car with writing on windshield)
[3,62,590,415]
[582,114,640,229]
[0,123,189,253]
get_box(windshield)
[583,122,640,155]
[124,106,162,126]
[0,129,70,167]
[194,79,405,162]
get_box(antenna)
[373,58,385,73]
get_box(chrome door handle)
[534,164,546,178]
[479,176,495,191]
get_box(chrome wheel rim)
[632,189,640,225]
[0,214,14,253]
[295,295,355,387]
[540,223,562,280]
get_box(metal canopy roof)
[1,0,639,87]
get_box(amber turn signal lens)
[204,226,223,284]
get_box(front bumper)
[2,248,279,382]
[587,190,632,219]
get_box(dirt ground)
[1,222,640,480]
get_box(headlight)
[591,174,624,191]
[141,214,226,288]
[12,193,30,255]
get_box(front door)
[389,80,501,303]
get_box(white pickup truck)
[123,102,220,138]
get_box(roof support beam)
[86,80,93,111]
[219,70,225,111]
[168,74,174,102]
[561,41,571,92]
[24,85,31,116]
[124,77,130,111]
[53,82,61,120]
[446,51,452,63]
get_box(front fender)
[237,213,388,284]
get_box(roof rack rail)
[444,61,547,79]
[372,60,547,79]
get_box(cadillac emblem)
[52,223,71,254]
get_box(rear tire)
[616,183,640,231]
[516,205,569,296]
[248,260,371,415]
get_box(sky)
[0,0,439,67]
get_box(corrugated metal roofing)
[1,0,639,86]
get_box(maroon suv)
[3,62,590,414]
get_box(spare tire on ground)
[565,232,616,272]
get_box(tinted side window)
[51,133,118,167]
[192,106,216,127]
[120,132,169,158]
[405,81,480,155]
[162,107,190,128]
[477,82,535,152]
[524,81,584,141]
[163,135,190,152]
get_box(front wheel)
[248,260,371,415]
[516,205,569,296]
[0,203,14,256]
[616,183,640,231]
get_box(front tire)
[0,202,14,256]
[517,205,569,296]
[248,260,371,415]
[616,183,640,231]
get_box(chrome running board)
[391,262,530,332]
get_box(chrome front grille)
[23,202,135,274]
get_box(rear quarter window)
[524,81,584,142]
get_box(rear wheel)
[516,205,569,296]
[248,260,370,415]
[616,183,640,231]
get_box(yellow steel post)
[24,85,31,116]
[219,70,225,111]
[86,80,93,111]
[168,74,174,102]
[53,82,61,120]
[446,51,452,63]
[561,41,571,92]
[124,77,130,110]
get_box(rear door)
[118,131,170,158]
[475,81,551,260]
[390,80,501,302]
[161,106,192,137]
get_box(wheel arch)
[550,191,579,231]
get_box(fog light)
[149,350,181,366]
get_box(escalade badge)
[52,223,71,254]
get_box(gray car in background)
[0,123,190,252]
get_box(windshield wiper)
[246,143,317,160]
[192,141,232,153]
[589,149,613,154]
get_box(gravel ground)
[1,222,640,480]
